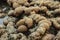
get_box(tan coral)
[40,6,48,12]
[29,31,41,40]
[24,17,33,28]
[42,34,55,40]
[46,11,54,17]
[54,8,60,14]
[38,20,51,27]
[0,29,7,36]
[3,19,9,25]
[36,27,46,35]
[24,6,40,14]
[36,20,51,35]
[7,22,15,27]
[24,7,33,14]
[16,19,25,26]
[16,17,33,28]
[29,13,46,23]
[14,6,25,16]
[8,10,15,16]
[31,6,40,12]
[17,25,28,32]
[28,13,51,39]
[18,33,28,40]
[51,17,60,29]
[13,2,20,8]
[42,1,60,9]
[24,2,30,6]
[7,0,17,6]
[17,0,28,5]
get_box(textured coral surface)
[0,0,60,40]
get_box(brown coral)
[17,25,28,32]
